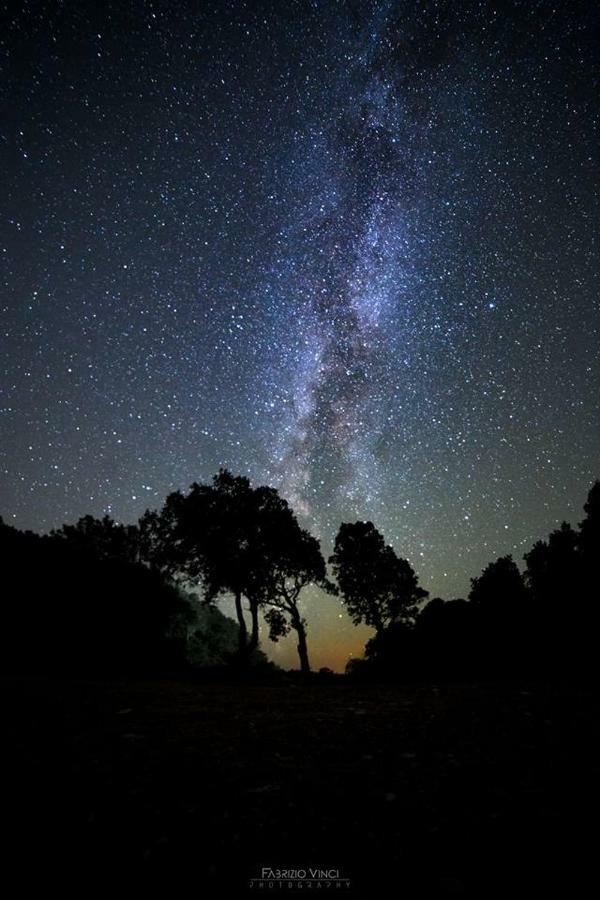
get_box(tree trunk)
[234,591,249,662]
[248,599,260,655]
[291,610,310,674]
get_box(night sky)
[2,1,598,670]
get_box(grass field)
[2,675,598,896]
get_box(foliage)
[147,470,329,671]
[51,514,139,564]
[1,477,599,680]
[330,521,427,633]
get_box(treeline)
[0,470,323,675]
[0,472,598,679]
[0,516,259,675]
[348,481,600,680]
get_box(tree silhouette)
[330,521,427,634]
[4,473,600,680]
[153,470,326,669]
[580,480,600,548]
[469,554,529,610]
[523,522,580,611]
[579,480,600,599]
[51,514,138,563]
[523,499,599,674]
[578,481,600,660]
[468,555,531,675]
[415,596,476,677]
[137,503,192,581]
[151,471,260,662]
[0,516,193,674]
[257,518,330,674]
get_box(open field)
[2,676,598,896]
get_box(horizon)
[2,470,596,672]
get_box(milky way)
[1,1,598,668]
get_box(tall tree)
[577,481,600,657]
[155,469,324,668]
[523,522,580,611]
[468,554,532,673]
[469,554,529,611]
[259,520,330,674]
[579,480,600,568]
[330,521,427,634]
[154,471,262,661]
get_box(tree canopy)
[1,476,599,680]
[149,470,329,670]
[330,521,428,633]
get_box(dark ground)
[2,675,598,897]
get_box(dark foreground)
[2,676,598,897]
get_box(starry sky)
[1,0,598,670]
